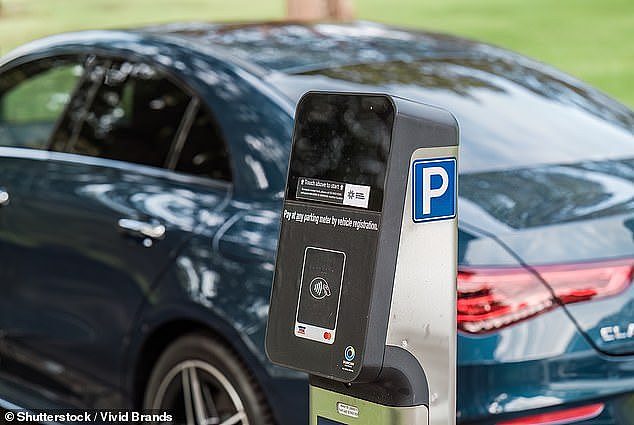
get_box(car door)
[0,56,87,407]
[0,56,232,408]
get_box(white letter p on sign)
[422,167,449,215]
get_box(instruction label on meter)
[297,177,370,209]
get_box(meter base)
[310,385,429,425]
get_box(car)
[0,21,632,425]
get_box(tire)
[143,332,273,425]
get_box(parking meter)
[266,92,459,425]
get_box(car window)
[0,57,83,149]
[52,59,191,169]
[174,105,232,182]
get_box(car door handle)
[117,218,166,240]
[0,189,9,207]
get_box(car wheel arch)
[125,311,273,411]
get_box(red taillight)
[458,259,633,333]
[497,403,605,425]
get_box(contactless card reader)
[266,92,459,425]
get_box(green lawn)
[1,0,632,107]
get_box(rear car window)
[174,106,232,182]
[50,58,233,182]
[52,60,190,168]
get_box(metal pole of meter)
[266,92,459,425]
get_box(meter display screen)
[295,247,346,344]
[288,93,394,212]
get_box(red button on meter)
[323,332,332,340]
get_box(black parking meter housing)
[267,90,457,377]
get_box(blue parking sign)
[412,157,457,222]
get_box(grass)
[0,0,632,107]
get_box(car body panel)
[0,147,232,407]
[460,159,634,356]
[129,195,308,424]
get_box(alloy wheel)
[151,359,250,425]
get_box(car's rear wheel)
[143,333,273,425]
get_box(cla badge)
[600,323,634,342]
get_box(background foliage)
[0,0,632,106]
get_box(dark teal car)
[0,21,632,425]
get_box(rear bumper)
[457,308,634,424]
[460,393,633,425]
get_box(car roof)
[136,21,488,74]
